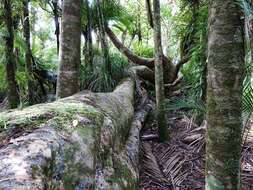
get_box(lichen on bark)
[205,0,244,189]
[0,78,141,190]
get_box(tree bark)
[153,0,169,142]
[145,0,154,28]
[206,0,244,189]
[83,0,93,67]
[3,0,20,109]
[23,0,35,105]
[56,0,81,99]
[96,0,111,74]
[0,78,149,189]
[52,0,60,55]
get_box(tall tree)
[153,0,169,142]
[206,0,244,189]
[145,0,153,28]
[83,0,93,67]
[23,0,35,105]
[3,0,20,108]
[96,0,111,74]
[52,0,60,55]
[56,0,81,98]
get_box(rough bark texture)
[206,0,244,189]
[0,78,147,190]
[56,0,81,98]
[23,0,35,105]
[130,66,155,84]
[153,0,168,142]
[3,0,20,109]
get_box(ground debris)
[139,113,253,190]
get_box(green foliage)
[80,53,129,92]
[236,0,253,125]
[132,42,154,58]
[91,0,133,31]
[165,94,205,114]
[165,1,208,120]
[0,65,6,91]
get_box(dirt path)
[139,111,253,190]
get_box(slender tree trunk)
[153,0,169,142]
[137,2,142,42]
[23,0,35,105]
[56,0,81,99]
[206,0,244,189]
[96,0,111,74]
[3,0,20,108]
[52,0,60,55]
[145,0,154,28]
[84,0,93,67]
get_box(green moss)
[0,101,105,140]
[109,159,138,189]
[62,141,93,189]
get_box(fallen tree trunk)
[0,78,151,190]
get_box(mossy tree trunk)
[206,0,244,189]
[153,0,169,142]
[56,0,81,99]
[0,78,148,189]
[3,0,20,109]
[23,0,35,105]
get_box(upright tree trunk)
[137,2,142,42]
[3,0,20,108]
[96,0,111,74]
[56,0,81,98]
[206,0,244,189]
[23,0,35,105]
[83,0,93,67]
[52,0,60,55]
[153,0,169,142]
[145,0,154,28]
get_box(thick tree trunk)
[0,78,149,189]
[23,0,35,105]
[3,0,20,109]
[153,0,169,142]
[56,0,81,98]
[206,0,244,189]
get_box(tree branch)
[105,25,155,68]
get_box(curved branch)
[106,26,188,84]
[105,26,155,68]
[174,56,190,76]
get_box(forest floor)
[139,101,253,190]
